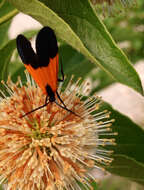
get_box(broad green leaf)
[90,68,114,94]
[0,39,16,83]
[0,0,18,25]
[98,102,144,184]
[0,184,3,190]
[108,155,144,185]
[60,44,114,93]
[0,20,11,48]
[8,0,143,95]
[59,44,95,79]
[0,0,16,48]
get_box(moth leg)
[58,56,64,82]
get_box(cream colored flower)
[0,73,115,190]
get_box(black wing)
[36,26,58,64]
[16,35,37,68]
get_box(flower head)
[0,73,115,190]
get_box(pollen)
[0,73,116,190]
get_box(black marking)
[54,101,81,118]
[16,26,58,69]
[45,84,55,102]
[56,91,66,107]
[55,91,81,118]
[21,101,49,118]
[16,35,37,66]
[36,26,58,63]
[21,86,80,118]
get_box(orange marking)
[25,53,59,95]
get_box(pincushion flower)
[0,73,115,190]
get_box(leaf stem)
[0,9,19,25]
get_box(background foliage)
[0,0,144,189]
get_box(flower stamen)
[0,74,116,190]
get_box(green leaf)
[8,0,143,95]
[90,68,114,94]
[0,0,18,25]
[0,0,17,48]
[0,20,11,48]
[77,181,98,190]
[59,44,95,79]
[0,184,3,190]
[59,44,114,93]
[99,102,144,184]
[0,39,16,83]
[108,155,144,185]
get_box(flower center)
[28,119,53,140]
